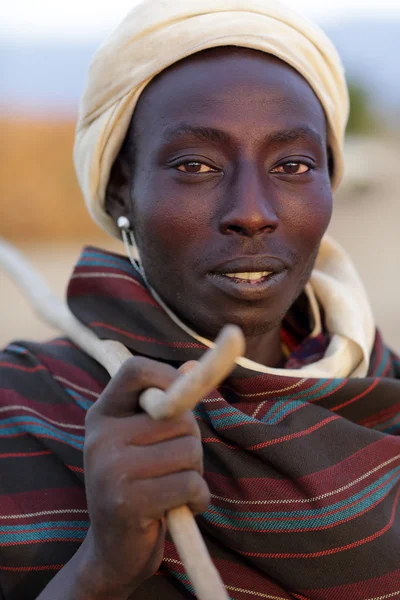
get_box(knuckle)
[186,471,209,502]
[84,404,97,428]
[119,356,147,383]
[184,436,203,467]
[83,429,100,461]
[179,410,201,437]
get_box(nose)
[219,162,278,237]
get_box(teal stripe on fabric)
[0,417,84,450]
[82,250,132,269]
[0,521,90,533]
[7,345,28,356]
[80,251,137,276]
[262,379,345,424]
[194,405,256,429]
[0,530,88,545]
[378,421,400,435]
[203,468,400,532]
[77,259,135,277]
[263,400,307,424]
[65,388,93,411]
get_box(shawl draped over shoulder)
[0,248,399,599]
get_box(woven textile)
[0,248,399,599]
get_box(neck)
[243,325,283,367]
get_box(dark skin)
[38,49,333,600]
[107,47,333,367]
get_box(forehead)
[132,47,327,146]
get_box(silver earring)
[117,216,147,283]
[117,216,130,231]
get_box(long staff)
[0,238,245,600]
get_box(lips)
[211,256,287,277]
[208,256,289,299]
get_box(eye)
[270,161,312,175]
[176,161,218,174]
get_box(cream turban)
[74,0,350,239]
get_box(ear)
[105,143,133,224]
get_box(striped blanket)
[0,246,400,600]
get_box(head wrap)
[74,0,349,239]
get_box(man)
[1,1,399,599]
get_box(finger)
[90,410,201,449]
[135,471,211,518]
[89,357,179,418]
[120,410,201,446]
[118,435,204,479]
[178,361,198,375]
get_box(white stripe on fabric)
[55,376,100,398]
[365,592,400,600]
[211,454,400,505]
[226,587,292,600]
[0,509,88,520]
[163,560,289,600]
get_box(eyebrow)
[268,126,324,147]
[163,124,232,146]
[162,123,324,148]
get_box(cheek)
[132,182,209,264]
[284,187,332,252]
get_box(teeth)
[224,272,272,281]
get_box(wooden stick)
[0,237,245,600]
[140,324,244,419]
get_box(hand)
[80,357,210,599]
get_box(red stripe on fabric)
[0,487,87,517]
[331,379,380,412]
[69,274,160,307]
[202,437,237,450]
[248,416,340,451]
[299,566,400,600]
[37,353,104,394]
[0,564,64,572]
[0,363,46,373]
[240,485,400,559]
[360,402,400,429]
[47,339,74,347]
[0,451,52,460]
[208,438,400,507]
[1,388,87,427]
[207,470,399,533]
[376,411,400,431]
[90,322,205,349]
[67,465,84,473]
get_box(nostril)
[226,225,246,235]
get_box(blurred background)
[1,0,399,351]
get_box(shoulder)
[0,337,110,411]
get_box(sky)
[2,0,400,42]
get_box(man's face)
[115,48,332,339]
